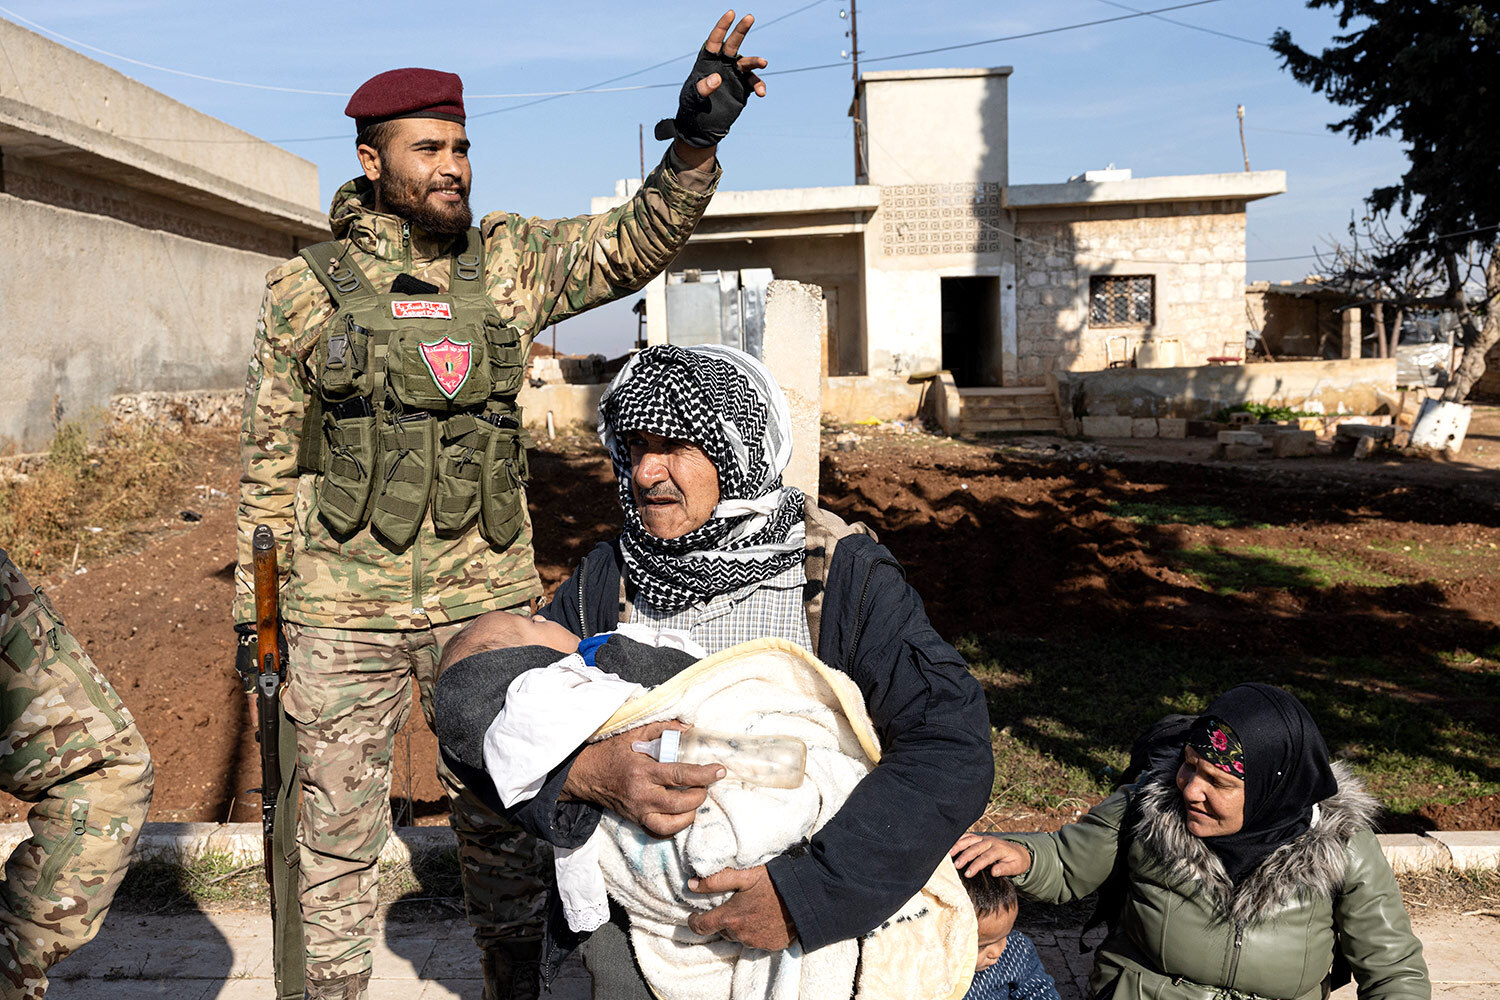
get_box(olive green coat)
[1007,763,1428,1000]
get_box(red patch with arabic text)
[393,300,453,320]
[419,338,473,399]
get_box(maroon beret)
[345,68,465,132]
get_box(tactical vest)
[295,229,528,551]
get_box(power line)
[18,0,1233,141]
[1090,0,1265,46]
[761,0,1228,77]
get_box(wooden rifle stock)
[251,525,283,905]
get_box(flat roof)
[1005,170,1286,209]
[861,67,1013,83]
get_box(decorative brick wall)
[1013,204,1249,385]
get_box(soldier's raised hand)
[656,10,768,149]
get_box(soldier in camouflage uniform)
[0,551,154,999]
[235,12,766,999]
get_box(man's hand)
[561,721,724,838]
[951,832,1031,878]
[687,865,797,951]
[665,10,769,168]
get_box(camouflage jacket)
[1,552,153,999]
[235,152,719,630]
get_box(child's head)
[964,868,1019,972]
[439,611,580,675]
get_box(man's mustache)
[640,483,684,504]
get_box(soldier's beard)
[376,165,473,235]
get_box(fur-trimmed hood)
[1133,760,1378,926]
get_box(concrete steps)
[958,387,1065,435]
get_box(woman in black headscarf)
[952,684,1430,1000]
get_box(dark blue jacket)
[521,511,993,969]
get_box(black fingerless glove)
[655,45,755,148]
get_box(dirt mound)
[5,427,1497,832]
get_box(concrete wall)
[858,68,1010,187]
[0,19,322,225]
[1013,202,1249,385]
[0,196,293,451]
[822,376,928,422]
[0,19,325,452]
[761,281,824,497]
[1054,358,1399,420]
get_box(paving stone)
[1425,831,1500,871]
[1336,423,1396,441]
[1081,415,1133,438]
[1378,833,1453,874]
[1156,418,1188,439]
[48,980,211,999]
[1272,429,1317,458]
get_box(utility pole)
[1237,104,1250,172]
[843,2,864,181]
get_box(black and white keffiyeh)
[598,344,806,613]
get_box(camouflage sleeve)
[482,149,720,333]
[234,277,309,625]
[0,558,153,999]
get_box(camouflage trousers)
[282,618,550,982]
[0,566,154,1000]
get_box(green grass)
[1106,500,1269,529]
[113,848,464,915]
[1171,545,1403,593]
[1364,540,1500,576]
[962,634,1500,821]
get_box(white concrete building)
[0,18,327,452]
[592,67,1285,428]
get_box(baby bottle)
[634,728,807,788]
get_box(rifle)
[251,525,284,907]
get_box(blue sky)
[5,0,1409,355]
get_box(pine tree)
[1272,1,1500,400]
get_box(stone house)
[593,67,1283,428]
[0,19,326,453]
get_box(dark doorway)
[941,276,1000,386]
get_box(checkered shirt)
[629,562,811,654]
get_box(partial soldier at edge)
[0,551,154,1000]
[233,11,767,999]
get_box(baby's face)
[518,615,582,654]
[975,904,1017,972]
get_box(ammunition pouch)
[297,231,531,551]
[370,410,436,550]
[477,409,529,549]
[315,397,378,536]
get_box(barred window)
[1089,275,1154,325]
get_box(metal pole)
[639,123,645,186]
[850,0,862,180]
[1237,105,1250,172]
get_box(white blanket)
[590,638,976,1000]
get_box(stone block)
[1130,418,1159,438]
[1217,430,1265,447]
[1081,415,1133,438]
[1424,831,1500,871]
[1156,418,1188,439]
[1351,435,1382,460]
[1229,411,1257,426]
[1336,423,1395,441]
[1271,430,1317,459]
[1376,833,1452,874]
[1218,443,1260,461]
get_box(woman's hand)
[951,832,1031,877]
